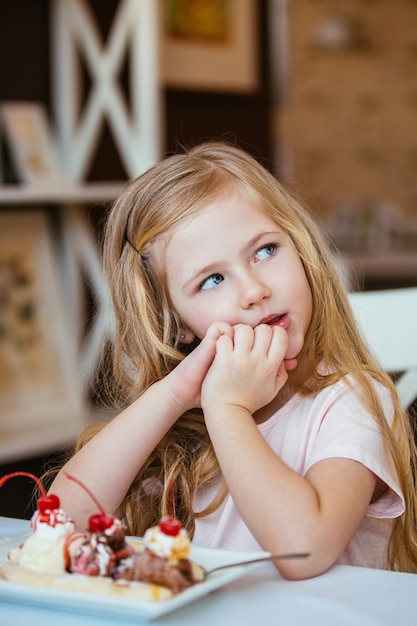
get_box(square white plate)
[0,534,269,621]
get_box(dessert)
[60,473,135,578]
[115,516,204,594]
[0,471,203,600]
[3,472,75,576]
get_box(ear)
[178,328,195,344]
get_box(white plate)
[0,535,269,621]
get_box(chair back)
[348,287,417,408]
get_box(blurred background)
[0,0,416,516]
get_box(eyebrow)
[183,262,221,290]
[182,230,282,290]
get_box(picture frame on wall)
[160,0,259,93]
[0,211,84,458]
[0,102,66,184]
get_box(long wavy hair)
[78,141,417,572]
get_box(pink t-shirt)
[193,377,404,569]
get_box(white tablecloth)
[0,516,416,625]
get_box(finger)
[251,323,275,356]
[232,324,255,352]
[276,360,289,385]
[185,321,233,374]
[204,320,234,343]
[267,325,289,363]
[215,332,234,355]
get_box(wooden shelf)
[0,184,124,463]
[343,250,417,284]
[0,182,125,205]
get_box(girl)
[51,142,417,579]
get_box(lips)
[258,314,291,331]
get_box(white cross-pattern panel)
[51,0,162,181]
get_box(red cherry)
[89,513,115,533]
[38,494,60,513]
[159,516,182,536]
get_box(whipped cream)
[143,525,191,560]
[9,510,75,575]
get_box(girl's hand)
[201,324,289,415]
[165,321,234,411]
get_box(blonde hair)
[79,141,417,572]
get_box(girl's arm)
[50,322,231,529]
[201,324,378,580]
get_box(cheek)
[171,297,207,338]
[181,298,228,340]
[186,309,215,339]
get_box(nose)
[237,271,271,309]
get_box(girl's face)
[164,190,313,363]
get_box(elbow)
[275,554,334,581]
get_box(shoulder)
[304,372,395,420]
[260,374,393,434]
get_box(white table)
[0,516,416,625]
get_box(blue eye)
[200,273,224,291]
[256,244,276,260]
